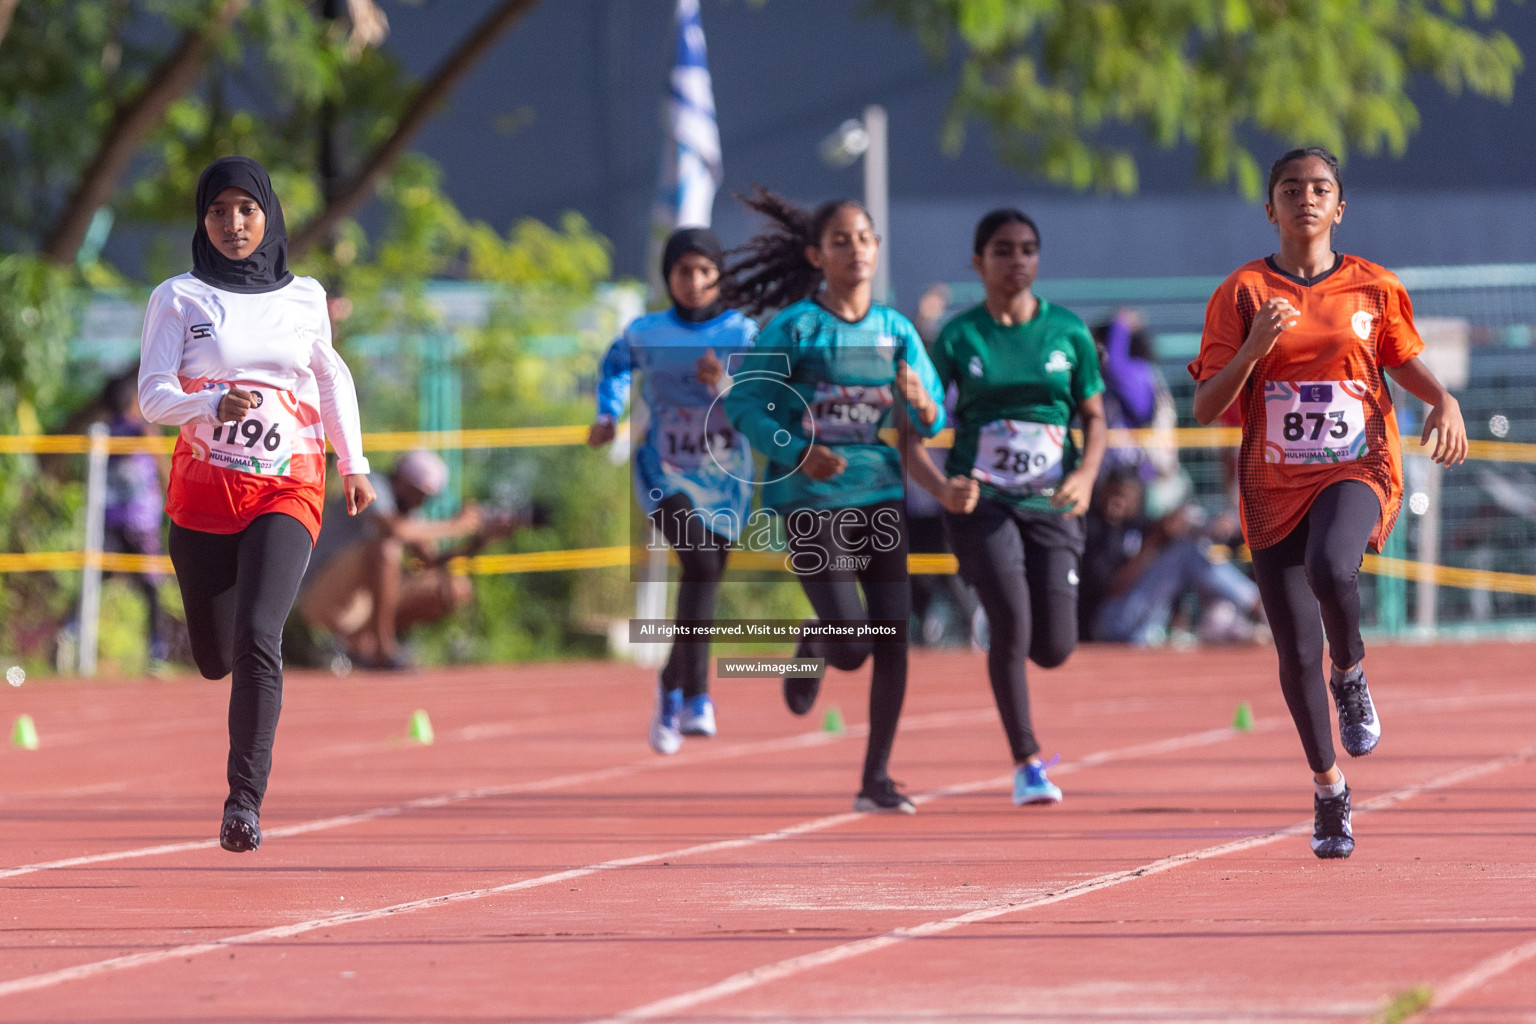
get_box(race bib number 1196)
[1263,380,1369,464]
[190,385,299,476]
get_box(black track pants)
[945,498,1083,763]
[650,492,730,698]
[169,513,312,816]
[787,500,910,787]
[1249,480,1381,774]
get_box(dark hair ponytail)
[1266,146,1344,205]
[724,185,870,318]
[973,208,1040,255]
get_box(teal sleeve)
[903,325,946,437]
[723,320,811,462]
[1071,322,1106,405]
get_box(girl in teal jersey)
[908,209,1107,807]
[724,188,945,814]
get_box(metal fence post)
[77,422,110,677]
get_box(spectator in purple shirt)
[101,372,170,666]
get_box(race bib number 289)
[972,419,1066,494]
[190,385,299,475]
[1263,380,1369,464]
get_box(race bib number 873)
[1263,380,1369,464]
[190,385,299,475]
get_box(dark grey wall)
[383,0,1536,308]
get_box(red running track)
[2,643,1534,1022]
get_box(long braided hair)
[724,185,871,319]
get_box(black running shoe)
[1330,666,1381,757]
[854,777,916,815]
[219,808,261,853]
[1310,788,1354,859]
[783,628,820,716]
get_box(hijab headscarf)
[661,227,726,323]
[191,156,293,294]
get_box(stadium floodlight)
[818,119,871,169]
[816,106,890,302]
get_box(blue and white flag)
[650,0,722,294]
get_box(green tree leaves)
[868,0,1523,196]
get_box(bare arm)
[376,504,484,547]
[1052,392,1107,516]
[1192,297,1299,424]
[1386,356,1467,465]
[899,423,978,514]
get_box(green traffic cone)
[822,706,845,735]
[11,713,39,750]
[407,709,434,745]
[1232,701,1255,731]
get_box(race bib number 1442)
[1263,380,1369,464]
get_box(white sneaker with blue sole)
[649,683,683,755]
[680,694,716,737]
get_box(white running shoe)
[649,683,683,755]
[680,694,716,737]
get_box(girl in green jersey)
[724,187,946,814]
[909,209,1108,806]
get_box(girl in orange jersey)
[138,157,375,853]
[1190,147,1466,859]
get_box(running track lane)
[3,645,1534,1021]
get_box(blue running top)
[595,308,757,539]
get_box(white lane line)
[0,720,1251,998]
[0,707,994,881]
[1419,937,1536,1018]
[584,742,1536,1024]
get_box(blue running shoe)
[1311,787,1354,859]
[1013,757,1063,806]
[680,694,716,737]
[1330,666,1380,757]
[649,683,683,755]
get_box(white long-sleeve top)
[138,273,369,538]
[139,273,369,474]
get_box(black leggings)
[1249,480,1381,774]
[945,498,1082,763]
[168,513,313,816]
[787,500,910,787]
[650,492,730,698]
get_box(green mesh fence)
[945,264,1536,638]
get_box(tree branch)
[0,0,21,52]
[40,0,250,266]
[290,0,541,259]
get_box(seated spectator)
[1081,469,1265,646]
[297,450,509,670]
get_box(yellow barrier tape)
[449,545,631,575]
[1362,552,1536,596]
[3,424,1529,459]
[5,546,1536,595]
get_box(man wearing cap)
[297,450,488,670]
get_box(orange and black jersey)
[1189,254,1425,552]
